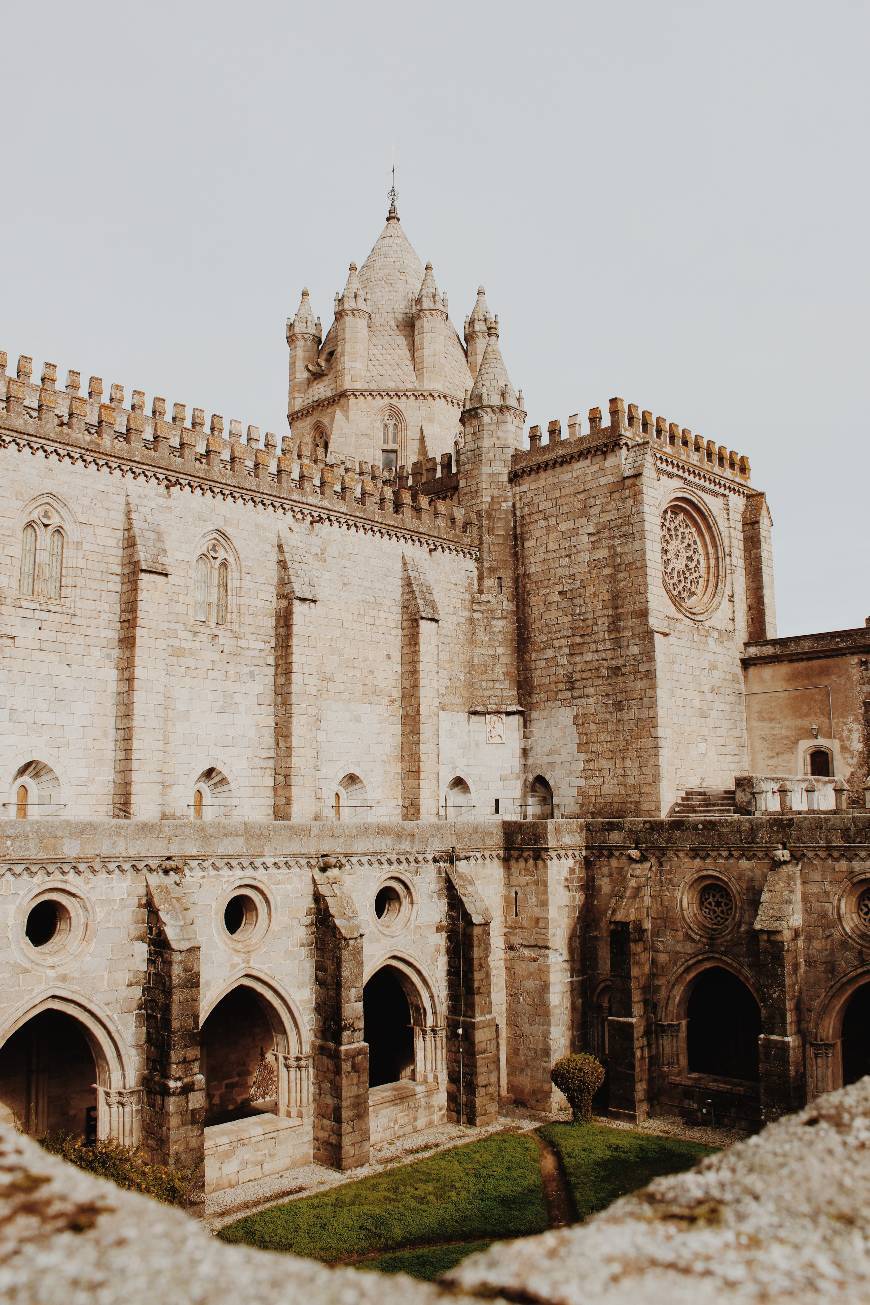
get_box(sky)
[1,0,867,635]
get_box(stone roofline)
[512,396,752,488]
[0,353,471,552]
[742,623,870,665]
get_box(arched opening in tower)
[686,967,760,1081]
[841,982,870,1086]
[200,987,279,1125]
[0,1011,98,1140]
[363,966,415,1088]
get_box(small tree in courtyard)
[551,1052,605,1123]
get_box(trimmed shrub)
[40,1133,194,1206]
[551,1053,605,1123]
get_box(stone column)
[140,874,205,1197]
[98,1088,142,1147]
[400,555,440,821]
[503,845,580,1110]
[445,865,499,1127]
[312,869,369,1170]
[274,530,320,820]
[754,853,805,1121]
[606,858,652,1122]
[112,501,169,819]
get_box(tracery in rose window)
[661,506,706,606]
[698,881,735,930]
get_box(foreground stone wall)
[0,1078,867,1304]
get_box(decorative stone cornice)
[0,418,476,558]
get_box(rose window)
[660,500,723,617]
[857,886,870,932]
[698,881,735,930]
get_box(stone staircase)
[669,787,739,817]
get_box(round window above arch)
[660,498,725,619]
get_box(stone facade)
[0,201,867,1196]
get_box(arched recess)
[662,955,762,1083]
[192,767,233,819]
[527,775,554,819]
[7,760,61,819]
[445,775,473,818]
[0,990,136,1144]
[811,966,870,1095]
[200,973,308,1122]
[333,772,369,821]
[363,956,442,1089]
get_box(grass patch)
[540,1122,714,1220]
[220,1131,547,1260]
[361,1239,493,1280]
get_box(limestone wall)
[0,376,525,824]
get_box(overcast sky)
[2,0,867,635]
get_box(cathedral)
[0,197,867,1200]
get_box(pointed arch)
[192,531,240,628]
[379,404,406,471]
[0,988,133,1091]
[7,760,61,819]
[17,493,77,604]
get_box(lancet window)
[194,536,235,628]
[19,504,68,602]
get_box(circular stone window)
[660,499,723,618]
[372,877,413,935]
[835,878,870,944]
[17,888,90,965]
[217,883,271,949]
[680,872,740,940]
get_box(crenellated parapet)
[512,395,752,487]
[0,351,471,551]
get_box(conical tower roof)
[303,206,472,400]
[468,320,518,409]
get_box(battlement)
[513,396,751,484]
[0,352,470,548]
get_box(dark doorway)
[842,983,870,1086]
[0,1011,98,1138]
[364,966,415,1087]
[687,967,760,1081]
[808,749,832,777]
[200,987,278,1125]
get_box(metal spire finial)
[387,163,399,219]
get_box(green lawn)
[220,1131,547,1263]
[220,1124,715,1281]
[541,1122,714,1219]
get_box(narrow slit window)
[216,560,229,626]
[194,555,210,623]
[47,529,64,600]
[15,785,28,820]
[19,524,37,597]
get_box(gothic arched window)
[18,502,70,603]
[380,409,403,472]
[193,536,237,629]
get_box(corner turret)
[464,287,491,380]
[333,262,370,389]
[414,262,449,389]
[458,313,525,709]
[286,289,322,420]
